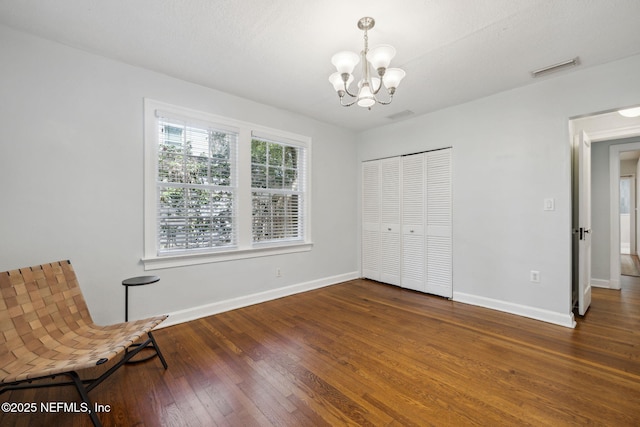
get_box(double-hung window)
[143,99,311,269]
[251,136,305,244]
[156,116,237,253]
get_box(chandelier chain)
[364,28,369,53]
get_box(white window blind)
[251,135,306,244]
[156,114,238,254]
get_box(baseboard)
[158,271,360,328]
[453,292,576,328]
[609,277,621,290]
[591,278,611,289]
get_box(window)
[156,117,237,254]
[144,99,311,269]
[251,137,304,243]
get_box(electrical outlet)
[530,270,540,283]
[276,268,282,278]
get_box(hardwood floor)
[621,254,640,276]
[2,278,640,426]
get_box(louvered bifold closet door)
[425,148,452,298]
[380,157,402,285]
[401,153,425,291]
[362,161,381,280]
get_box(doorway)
[570,107,640,315]
[609,144,640,284]
[619,155,640,276]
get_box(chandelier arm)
[343,83,358,98]
[376,96,394,106]
[340,97,359,107]
[374,91,394,105]
[370,74,385,95]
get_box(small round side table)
[122,275,160,322]
[122,275,161,363]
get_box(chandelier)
[329,17,406,109]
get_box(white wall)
[357,53,640,327]
[0,25,359,325]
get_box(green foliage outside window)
[157,123,235,252]
[251,138,302,242]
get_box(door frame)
[609,142,640,289]
[570,116,640,312]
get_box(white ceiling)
[1,0,640,131]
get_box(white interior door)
[578,131,592,315]
[402,153,425,291]
[380,157,401,285]
[425,148,453,298]
[361,161,380,280]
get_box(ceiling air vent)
[531,57,580,78]
[386,110,415,120]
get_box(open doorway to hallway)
[619,169,640,276]
[570,106,640,315]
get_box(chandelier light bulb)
[357,83,376,108]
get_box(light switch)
[544,198,555,211]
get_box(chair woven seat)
[1,316,166,383]
[0,260,168,427]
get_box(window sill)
[141,242,313,270]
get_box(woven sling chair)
[0,260,168,427]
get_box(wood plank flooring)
[621,254,640,276]
[2,277,640,426]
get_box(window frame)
[143,99,312,270]
[250,133,307,246]
[156,115,239,255]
